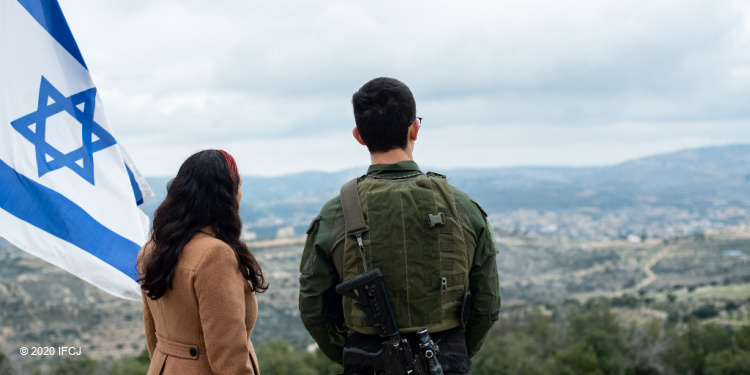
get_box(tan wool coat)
[139,229,259,374]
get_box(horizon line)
[139,143,750,179]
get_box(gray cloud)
[59,0,750,176]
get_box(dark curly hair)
[139,150,267,300]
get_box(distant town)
[488,205,748,242]
[238,205,750,248]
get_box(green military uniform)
[299,161,501,364]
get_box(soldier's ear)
[408,119,419,142]
[353,127,367,146]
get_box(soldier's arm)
[464,199,501,357]
[299,201,345,363]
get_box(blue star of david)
[10,76,117,185]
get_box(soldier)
[299,77,501,375]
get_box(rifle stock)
[336,269,443,375]
[336,269,399,339]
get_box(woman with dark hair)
[138,150,267,375]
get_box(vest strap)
[341,178,369,270]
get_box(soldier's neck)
[369,147,413,165]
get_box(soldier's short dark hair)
[351,77,417,153]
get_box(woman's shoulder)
[179,233,236,272]
[137,239,155,273]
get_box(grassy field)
[690,283,750,299]
[552,230,750,305]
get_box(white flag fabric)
[0,0,154,300]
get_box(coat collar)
[199,226,216,238]
[366,160,422,177]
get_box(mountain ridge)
[139,144,750,237]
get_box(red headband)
[215,149,238,183]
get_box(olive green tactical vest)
[340,172,473,335]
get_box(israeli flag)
[0,0,154,300]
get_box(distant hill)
[142,144,750,236]
[140,169,359,237]
[441,144,750,211]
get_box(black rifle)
[336,268,443,375]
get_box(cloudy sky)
[61,0,750,177]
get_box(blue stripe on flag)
[0,158,140,280]
[125,163,144,205]
[16,0,88,70]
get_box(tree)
[307,348,344,375]
[0,350,16,375]
[691,304,719,320]
[255,341,341,375]
[623,320,671,374]
[564,303,626,375]
[737,327,750,352]
[611,294,639,308]
[554,342,604,375]
[524,310,558,355]
[724,301,739,313]
[256,341,315,375]
[670,320,733,374]
[704,349,750,375]
[473,331,549,375]
[50,358,99,375]
[109,349,150,375]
